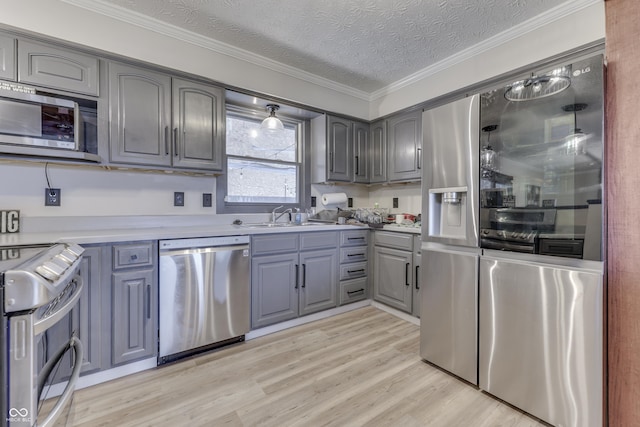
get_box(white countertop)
[0,215,420,247]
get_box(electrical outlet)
[174,192,185,207]
[45,188,61,206]
[393,197,399,208]
[311,196,317,207]
[202,193,212,208]
[348,197,353,208]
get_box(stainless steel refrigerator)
[420,94,480,385]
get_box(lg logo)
[573,66,591,77]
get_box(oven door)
[6,275,83,427]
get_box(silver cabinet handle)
[173,128,178,156]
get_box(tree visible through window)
[226,114,299,204]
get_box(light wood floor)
[52,306,546,426]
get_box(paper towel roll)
[321,192,348,206]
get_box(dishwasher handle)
[160,236,250,251]
[160,244,249,257]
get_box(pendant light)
[504,66,571,101]
[261,104,284,133]
[562,103,588,156]
[481,125,498,177]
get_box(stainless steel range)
[1,243,84,427]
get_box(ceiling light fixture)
[261,104,284,133]
[562,103,588,156]
[504,66,571,101]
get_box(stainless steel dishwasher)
[158,236,250,365]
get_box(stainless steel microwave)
[0,83,81,151]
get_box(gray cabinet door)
[18,39,99,95]
[373,245,413,312]
[0,34,15,81]
[109,62,171,166]
[353,121,370,183]
[111,268,156,365]
[251,252,299,328]
[369,120,387,183]
[327,115,352,182]
[388,110,422,182]
[299,249,338,316]
[172,78,224,170]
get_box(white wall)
[369,1,606,118]
[0,162,216,217]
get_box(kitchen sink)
[238,222,333,229]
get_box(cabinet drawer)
[112,242,154,270]
[339,277,367,305]
[340,261,367,280]
[300,231,338,251]
[340,229,369,246]
[251,233,299,255]
[374,231,413,251]
[340,246,368,263]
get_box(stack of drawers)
[338,229,370,305]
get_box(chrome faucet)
[271,205,292,223]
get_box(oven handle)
[37,335,84,427]
[33,275,83,336]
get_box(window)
[224,108,302,207]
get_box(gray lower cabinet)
[373,231,414,313]
[251,232,338,329]
[387,110,422,182]
[17,39,99,96]
[0,34,16,81]
[110,241,158,366]
[338,229,369,305]
[251,252,299,327]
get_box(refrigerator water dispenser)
[428,187,468,240]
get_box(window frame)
[216,104,311,214]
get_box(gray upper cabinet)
[108,61,172,167]
[369,120,387,183]
[388,110,422,182]
[172,77,224,170]
[0,34,16,81]
[353,121,370,183]
[109,62,223,171]
[327,115,353,182]
[17,40,99,96]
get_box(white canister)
[395,214,404,224]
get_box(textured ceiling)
[101,0,580,93]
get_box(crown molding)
[370,0,602,101]
[60,0,371,101]
[61,0,600,104]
